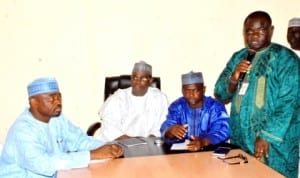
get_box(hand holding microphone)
[229,49,256,93]
[237,49,256,82]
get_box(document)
[117,137,147,147]
[171,140,190,150]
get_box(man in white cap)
[287,17,300,177]
[0,77,123,178]
[160,71,229,151]
[287,17,300,54]
[97,61,169,141]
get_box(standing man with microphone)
[214,11,300,178]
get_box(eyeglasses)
[217,154,248,165]
[131,76,150,83]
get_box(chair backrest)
[104,75,161,101]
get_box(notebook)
[170,139,190,150]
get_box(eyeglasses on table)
[217,154,248,165]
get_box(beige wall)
[0,0,299,143]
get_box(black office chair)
[104,75,160,101]
[86,75,161,136]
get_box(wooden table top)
[57,149,284,178]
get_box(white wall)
[0,0,299,143]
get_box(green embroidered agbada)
[214,43,300,178]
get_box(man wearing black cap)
[0,77,123,178]
[160,71,229,151]
[97,61,169,142]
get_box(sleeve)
[60,116,104,152]
[160,99,186,144]
[149,92,169,137]
[214,50,247,102]
[14,117,104,177]
[97,90,126,141]
[205,101,230,144]
[259,51,300,145]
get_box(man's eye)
[141,77,148,81]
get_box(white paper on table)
[170,139,190,150]
[89,158,111,164]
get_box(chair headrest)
[104,75,160,101]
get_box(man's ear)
[149,77,154,84]
[29,97,38,107]
[269,25,274,39]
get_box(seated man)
[0,77,123,178]
[160,71,230,151]
[97,61,169,141]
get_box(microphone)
[238,49,256,82]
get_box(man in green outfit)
[214,11,300,178]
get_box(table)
[58,149,284,178]
[57,137,285,178]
